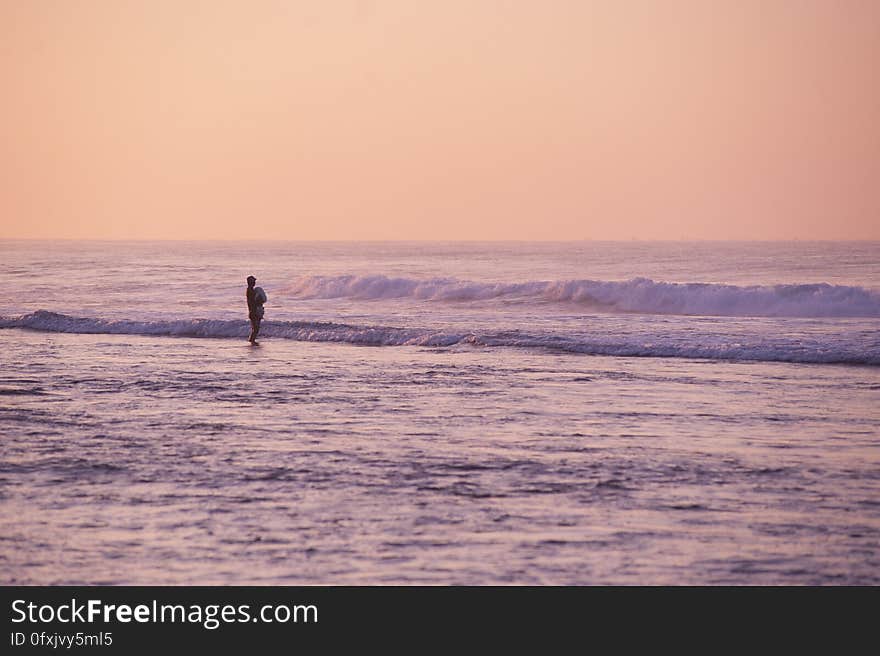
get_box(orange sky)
[1,0,878,240]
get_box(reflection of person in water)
[246,275,264,343]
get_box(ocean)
[1,240,878,584]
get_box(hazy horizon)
[3,1,879,241]
[2,237,879,243]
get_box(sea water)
[1,240,878,584]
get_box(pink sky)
[1,1,878,240]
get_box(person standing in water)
[246,275,266,343]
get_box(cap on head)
[247,275,256,284]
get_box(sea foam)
[3,310,878,366]
[283,275,880,318]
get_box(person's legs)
[249,317,261,343]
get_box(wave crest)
[284,275,880,317]
[1,311,877,366]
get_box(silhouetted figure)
[246,275,266,343]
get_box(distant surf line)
[281,274,880,318]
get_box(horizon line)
[2,237,879,244]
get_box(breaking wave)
[2,311,878,366]
[285,275,880,318]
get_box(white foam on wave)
[285,275,880,318]
[0,311,466,347]
[2,311,878,366]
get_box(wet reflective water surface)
[1,241,878,584]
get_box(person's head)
[247,275,256,288]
